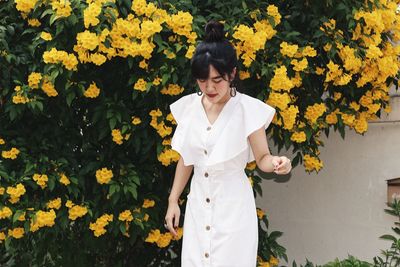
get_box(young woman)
[164,20,292,267]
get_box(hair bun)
[204,20,225,42]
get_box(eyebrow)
[210,75,223,79]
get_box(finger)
[174,214,179,228]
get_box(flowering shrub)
[0,0,399,266]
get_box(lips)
[207,93,218,98]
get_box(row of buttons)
[205,125,212,260]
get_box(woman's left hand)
[273,156,292,175]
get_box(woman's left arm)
[248,127,292,175]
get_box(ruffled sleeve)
[241,93,276,137]
[206,93,276,166]
[169,94,196,166]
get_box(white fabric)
[169,91,275,267]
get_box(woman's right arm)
[165,156,193,237]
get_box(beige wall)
[257,94,400,265]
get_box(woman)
[164,20,292,267]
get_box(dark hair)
[190,20,240,90]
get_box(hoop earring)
[230,86,237,97]
[196,87,203,96]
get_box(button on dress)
[169,91,276,267]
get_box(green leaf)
[12,210,25,223]
[109,117,117,130]
[128,185,137,200]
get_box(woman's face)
[196,64,236,104]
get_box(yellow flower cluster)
[89,214,113,237]
[59,173,71,185]
[84,2,102,28]
[8,227,24,239]
[258,255,279,267]
[233,13,278,67]
[118,210,133,222]
[2,147,20,159]
[112,129,123,144]
[30,209,56,232]
[83,82,100,98]
[303,154,323,172]
[28,72,42,89]
[47,198,62,210]
[33,173,48,189]
[95,167,113,184]
[280,41,298,57]
[6,183,26,203]
[145,228,183,247]
[158,148,180,166]
[66,201,88,220]
[12,89,30,104]
[166,11,196,43]
[149,109,173,137]
[291,131,306,143]
[142,199,155,208]
[291,58,308,72]
[28,18,41,27]
[269,66,294,92]
[15,0,38,13]
[160,84,184,95]
[304,103,327,124]
[134,78,147,92]
[43,47,78,71]
[51,0,72,19]
[0,206,12,219]
[280,105,299,130]
[0,138,4,145]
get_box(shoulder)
[169,93,198,123]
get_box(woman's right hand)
[165,200,180,237]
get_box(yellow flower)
[84,82,100,98]
[269,256,279,266]
[291,58,308,72]
[68,204,88,220]
[42,78,58,97]
[134,78,147,92]
[280,42,298,57]
[89,214,113,237]
[40,32,52,41]
[6,183,26,203]
[152,77,162,86]
[269,66,294,91]
[28,72,42,89]
[118,210,133,222]
[156,232,172,248]
[28,19,41,27]
[59,173,71,185]
[2,147,20,160]
[96,167,113,184]
[160,84,184,95]
[256,208,265,219]
[33,173,48,189]
[145,229,161,243]
[142,199,155,208]
[0,206,13,219]
[76,30,100,51]
[304,103,326,124]
[303,154,323,172]
[131,116,142,125]
[47,198,62,210]
[158,148,180,166]
[112,129,124,145]
[291,131,306,143]
[8,227,24,239]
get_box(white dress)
[169,91,275,267]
